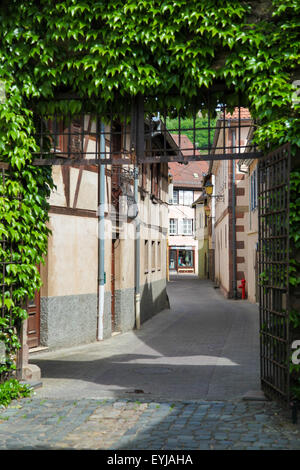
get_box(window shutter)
[179,190,184,205]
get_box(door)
[26,289,40,349]
[169,249,177,271]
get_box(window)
[47,118,64,152]
[178,190,194,206]
[178,190,184,205]
[250,168,258,211]
[171,189,179,204]
[178,249,193,268]
[183,190,194,206]
[144,240,149,273]
[169,218,178,235]
[47,117,84,158]
[171,190,194,206]
[157,241,161,270]
[151,241,156,271]
[151,164,160,198]
[182,219,193,235]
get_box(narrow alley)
[0,276,299,450]
[29,276,261,401]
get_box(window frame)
[157,241,161,271]
[144,240,149,274]
[182,218,193,235]
[169,218,178,235]
[171,189,179,205]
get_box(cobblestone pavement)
[0,396,300,450]
[2,278,298,451]
[30,278,261,402]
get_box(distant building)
[192,191,210,280]
[239,151,259,303]
[208,108,257,300]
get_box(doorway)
[26,289,40,349]
[169,247,195,273]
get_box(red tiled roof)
[168,134,208,188]
[224,107,251,120]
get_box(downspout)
[134,165,141,329]
[97,121,106,340]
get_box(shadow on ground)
[30,277,260,401]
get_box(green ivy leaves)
[0,77,53,379]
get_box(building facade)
[168,138,208,274]
[192,193,209,280]
[239,157,259,303]
[208,108,256,299]
[24,115,171,367]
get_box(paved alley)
[0,276,299,450]
[30,276,261,401]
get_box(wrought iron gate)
[258,143,291,404]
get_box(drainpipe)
[97,121,105,340]
[232,158,237,299]
[134,165,141,329]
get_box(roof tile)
[168,134,208,187]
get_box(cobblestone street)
[0,397,300,450]
[1,277,299,450]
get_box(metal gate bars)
[258,143,291,405]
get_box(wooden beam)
[32,158,133,166]
[0,152,263,169]
[49,205,97,218]
[137,152,263,163]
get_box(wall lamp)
[204,181,224,201]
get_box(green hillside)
[166,116,216,153]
